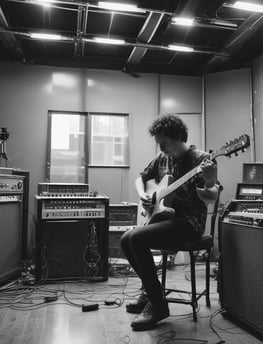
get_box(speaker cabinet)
[35,219,108,282]
[0,201,22,284]
[12,169,30,260]
[109,230,126,259]
[219,222,263,339]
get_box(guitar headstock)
[211,134,250,159]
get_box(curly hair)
[149,114,188,142]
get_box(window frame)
[87,112,130,168]
[46,111,130,182]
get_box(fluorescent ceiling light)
[168,44,194,52]
[33,0,55,7]
[93,37,125,45]
[232,1,263,13]
[171,17,194,26]
[98,1,145,13]
[212,19,238,28]
[30,33,62,40]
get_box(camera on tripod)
[0,128,9,142]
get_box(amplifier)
[219,210,263,339]
[35,191,109,282]
[35,195,107,220]
[109,202,138,231]
[38,182,90,197]
[221,199,263,228]
[108,203,137,259]
[0,174,23,193]
[0,174,24,283]
[236,183,263,200]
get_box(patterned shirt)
[140,146,213,235]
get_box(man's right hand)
[140,193,153,209]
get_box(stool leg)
[161,253,168,297]
[189,251,197,321]
[205,249,211,307]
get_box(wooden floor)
[0,262,262,344]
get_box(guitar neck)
[158,164,203,200]
[157,151,217,200]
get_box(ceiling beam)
[74,4,88,59]
[124,11,164,72]
[0,6,24,58]
[124,0,201,72]
[202,13,263,73]
[175,0,201,16]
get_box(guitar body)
[139,175,176,225]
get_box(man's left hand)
[200,159,217,188]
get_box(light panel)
[30,33,62,40]
[93,37,125,45]
[212,19,238,28]
[33,0,55,7]
[232,1,263,13]
[168,44,194,52]
[98,2,146,13]
[171,17,194,26]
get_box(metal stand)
[0,141,8,167]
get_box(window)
[47,112,86,183]
[47,112,129,182]
[89,113,129,167]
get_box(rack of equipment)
[35,183,109,282]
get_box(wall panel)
[252,54,263,162]
[205,69,252,204]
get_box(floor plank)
[0,263,262,344]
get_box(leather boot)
[131,299,169,331]
[126,293,149,314]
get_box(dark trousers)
[120,218,200,304]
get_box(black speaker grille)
[36,219,108,282]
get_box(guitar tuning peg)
[228,154,232,158]
[242,148,246,153]
[235,152,239,156]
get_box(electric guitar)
[139,134,250,225]
[85,221,101,277]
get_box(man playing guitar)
[121,114,219,331]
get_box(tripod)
[0,141,8,167]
